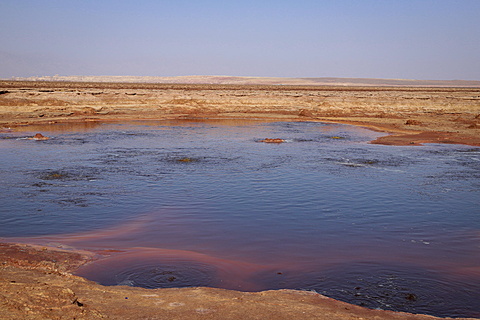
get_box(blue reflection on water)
[1,120,479,317]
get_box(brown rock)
[30,133,50,140]
[260,138,286,143]
[405,119,422,125]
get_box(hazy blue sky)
[1,0,479,80]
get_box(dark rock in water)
[405,293,418,301]
[40,171,68,180]
[47,173,65,179]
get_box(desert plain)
[0,77,479,319]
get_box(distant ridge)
[5,75,480,87]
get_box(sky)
[1,0,479,80]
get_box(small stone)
[260,138,286,143]
[72,298,84,307]
[406,293,418,301]
[30,133,50,140]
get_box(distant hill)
[5,75,480,87]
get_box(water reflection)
[1,120,479,317]
[9,120,104,133]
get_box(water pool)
[1,120,479,317]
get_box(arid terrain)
[1,79,480,146]
[1,78,479,319]
[10,75,480,87]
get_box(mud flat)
[1,80,479,146]
[1,79,479,319]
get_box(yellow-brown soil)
[1,80,479,146]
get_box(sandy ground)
[1,80,479,319]
[1,80,479,146]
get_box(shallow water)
[1,120,479,317]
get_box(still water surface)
[1,120,479,317]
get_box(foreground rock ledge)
[0,243,476,320]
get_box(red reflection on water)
[10,121,104,133]
[13,212,479,289]
[75,247,272,291]
[13,213,277,290]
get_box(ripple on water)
[1,120,479,318]
[251,263,480,318]
[76,254,219,289]
[112,261,218,289]
[74,247,269,291]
